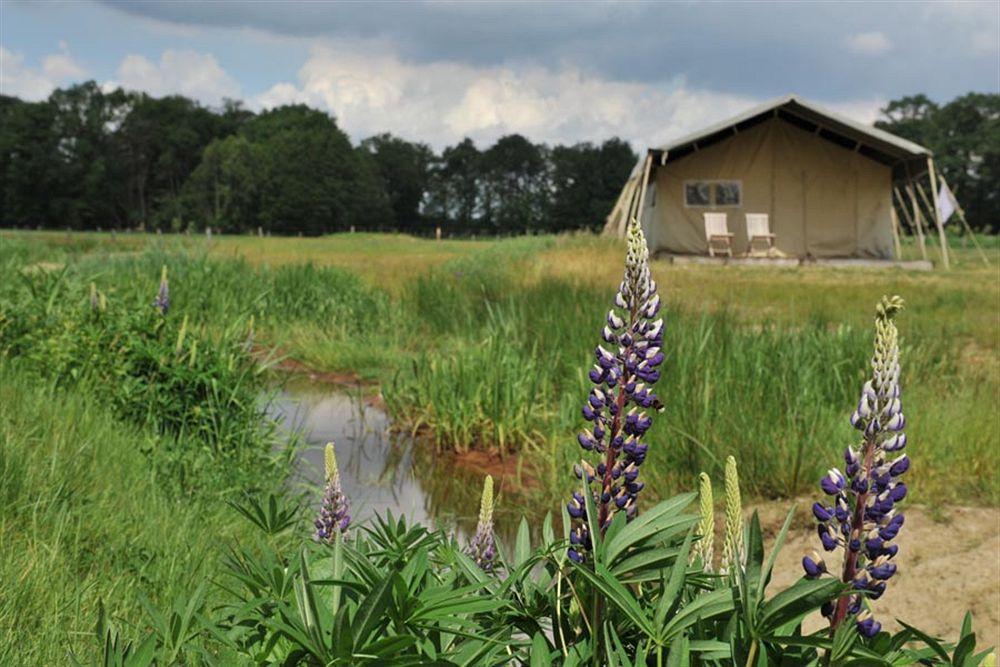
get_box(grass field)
[1,228,997,661]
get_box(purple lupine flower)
[806,296,907,640]
[566,217,665,563]
[153,265,170,315]
[314,442,351,543]
[466,475,497,572]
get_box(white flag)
[936,181,957,226]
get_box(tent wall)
[646,117,895,258]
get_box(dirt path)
[754,501,1000,649]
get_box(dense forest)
[0,82,996,234]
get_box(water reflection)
[268,379,507,540]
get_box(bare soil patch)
[755,500,1000,649]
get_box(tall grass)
[0,366,267,664]
[3,234,996,506]
[386,270,993,503]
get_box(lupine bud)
[821,469,846,495]
[802,551,826,578]
[721,456,744,573]
[314,442,351,543]
[693,472,715,570]
[467,475,497,572]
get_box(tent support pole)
[904,183,928,261]
[622,178,640,235]
[894,185,926,261]
[634,153,654,227]
[604,178,631,236]
[889,205,903,261]
[906,184,931,259]
[926,158,950,269]
[939,174,990,264]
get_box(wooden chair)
[703,212,733,257]
[745,213,776,256]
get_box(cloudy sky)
[2,1,998,149]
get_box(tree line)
[0,82,995,234]
[875,93,998,233]
[0,82,636,236]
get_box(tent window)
[684,181,711,206]
[684,180,742,207]
[715,181,742,206]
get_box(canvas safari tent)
[605,94,959,265]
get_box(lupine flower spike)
[467,475,497,572]
[566,217,665,564]
[693,472,715,571]
[806,296,908,639]
[314,442,351,543]
[153,265,170,315]
[721,456,744,574]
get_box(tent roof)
[649,94,930,175]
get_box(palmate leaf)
[530,631,552,667]
[514,517,532,569]
[660,588,736,643]
[654,529,695,630]
[604,492,697,565]
[757,578,843,635]
[352,573,396,646]
[570,560,655,637]
[758,506,796,602]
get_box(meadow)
[1,228,997,663]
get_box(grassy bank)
[1,229,997,661]
[0,240,293,663]
[3,230,996,508]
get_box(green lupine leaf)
[514,517,531,569]
[570,560,654,637]
[655,530,695,629]
[530,632,551,667]
[897,620,951,662]
[758,506,796,601]
[605,492,696,564]
[352,574,395,644]
[758,578,843,634]
[661,588,736,642]
[666,635,690,667]
[742,512,765,617]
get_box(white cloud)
[0,45,88,100]
[255,43,889,151]
[113,49,240,104]
[255,43,764,149]
[845,31,893,56]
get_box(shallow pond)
[267,378,532,541]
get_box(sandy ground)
[749,500,1000,650]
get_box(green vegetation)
[0,229,996,663]
[0,84,636,235]
[3,85,996,235]
[3,230,996,507]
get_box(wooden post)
[899,184,927,261]
[604,178,631,235]
[889,205,903,260]
[622,178,641,235]
[634,152,654,228]
[435,226,442,241]
[926,158,950,269]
